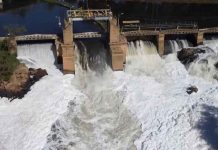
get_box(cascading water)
[43,40,142,150]
[187,40,218,81]
[204,39,218,53]
[165,39,191,54]
[75,40,109,74]
[17,43,60,75]
[125,40,167,81]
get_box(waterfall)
[165,39,192,54]
[75,40,109,74]
[126,40,166,80]
[44,40,142,150]
[17,43,60,75]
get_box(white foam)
[17,43,61,75]
[1,39,218,150]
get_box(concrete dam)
[60,9,218,73]
[3,8,218,74]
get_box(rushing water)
[164,39,192,54]
[75,40,110,73]
[126,39,218,83]
[43,41,142,150]
[187,40,218,81]
[2,38,218,150]
[1,1,218,150]
[17,43,60,75]
[126,40,166,81]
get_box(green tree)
[0,51,20,81]
[0,39,8,51]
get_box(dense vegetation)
[0,40,20,81]
[0,39,8,51]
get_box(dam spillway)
[2,2,218,150]
[2,6,218,75]
[59,8,218,74]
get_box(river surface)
[1,1,218,37]
[0,1,102,37]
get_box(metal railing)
[67,9,112,20]
[16,34,57,41]
[121,20,198,32]
[74,32,102,39]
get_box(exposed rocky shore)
[0,64,48,101]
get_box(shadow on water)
[196,104,218,150]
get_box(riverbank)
[0,64,48,101]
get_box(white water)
[126,40,167,81]
[75,41,108,73]
[204,39,218,53]
[187,40,218,81]
[44,42,142,150]
[123,40,218,149]
[1,39,218,150]
[0,43,66,150]
[165,39,191,54]
[17,43,61,75]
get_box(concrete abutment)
[62,20,75,74]
[157,33,165,56]
[195,32,204,45]
[109,18,128,71]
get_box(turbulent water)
[75,40,109,73]
[17,43,60,75]
[43,41,142,150]
[1,39,218,150]
[126,40,167,81]
[165,39,192,54]
[184,40,218,81]
[124,39,218,149]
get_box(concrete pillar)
[110,44,124,71]
[109,18,120,44]
[0,0,3,10]
[62,20,75,74]
[63,20,73,45]
[62,44,75,74]
[109,18,127,71]
[196,32,204,45]
[157,33,165,56]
